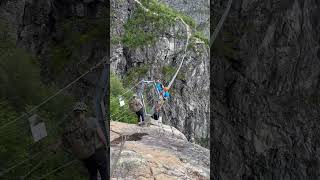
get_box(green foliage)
[49,46,72,75]
[61,17,107,46]
[0,22,83,178]
[162,66,176,82]
[0,101,30,165]
[48,15,107,77]
[111,35,122,45]
[193,31,209,45]
[0,47,44,110]
[110,73,137,124]
[0,22,15,54]
[0,97,83,179]
[140,0,196,28]
[122,0,196,48]
[123,65,149,86]
[162,65,186,82]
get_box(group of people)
[129,79,171,125]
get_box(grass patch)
[162,65,186,82]
[122,0,196,49]
[123,65,150,86]
[193,31,209,45]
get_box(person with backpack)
[129,94,145,125]
[51,102,108,180]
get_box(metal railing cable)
[110,134,127,177]
[0,151,43,177]
[0,59,107,130]
[210,0,233,47]
[35,159,77,180]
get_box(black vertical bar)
[106,0,110,177]
[92,0,110,178]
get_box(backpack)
[129,98,143,112]
[62,121,96,160]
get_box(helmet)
[73,102,87,111]
[163,87,169,91]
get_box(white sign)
[31,122,47,142]
[28,114,47,142]
[119,97,125,107]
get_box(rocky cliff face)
[159,0,210,37]
[0,0,107,100]
[111,0,210,147]
[110,121,210,179]
[211,0,320,179]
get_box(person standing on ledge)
[129,94,145,125]
[51,102,108,180]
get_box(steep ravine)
[111,0,210,147]
[211,0,320,179]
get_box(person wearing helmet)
[129,94,145,125]
[50,102,108,180]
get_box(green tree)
[110,73,137,124]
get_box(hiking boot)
[138,121,146,126]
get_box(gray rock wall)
[211,0,320,179]
[159,0,210,37]
[0,0,108,100]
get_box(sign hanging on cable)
[28,114,47,142]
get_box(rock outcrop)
[110,121,210,180]
[211,0,320,179]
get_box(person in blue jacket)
[155,79,164,95]
[163,88,170,100]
